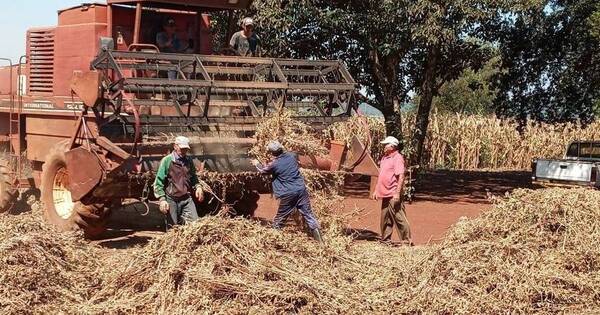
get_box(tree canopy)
[495,0,600,125]
[218,0,599,164]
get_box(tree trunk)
[380,94,402,138]
[411,44,440,166]
[369,50,402,139]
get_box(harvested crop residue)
[0,209,102,315]
[1,188,599,314]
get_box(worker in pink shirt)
[374,136,412,245]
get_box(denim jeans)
[166,195,199,227]
[273,189,320,230]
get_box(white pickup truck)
[532,141,600,187]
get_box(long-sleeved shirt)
[154,152,199,201]
[256,152,307,198]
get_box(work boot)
[311,228,324,243]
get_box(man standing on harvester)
[154,136,205,227]
[252,141,323,242]
[230,17,262,57]
[374,136,412,245]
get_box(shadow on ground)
[94,202,166,249]
[413,170,532,203]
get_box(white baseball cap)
[242,17,254,26]
[175,136,191,149]
[381,136,400,147]
[267,140,284,153]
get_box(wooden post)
[133,2,142,44]
[107,4,113,38]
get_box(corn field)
[398,113,600,170]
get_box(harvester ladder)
[7,56,26,181]
[0,59,16,180]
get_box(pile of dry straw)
[1,113,599,313]
[1,188,598,314]
[0,209,101,314]
[86,188,600,313]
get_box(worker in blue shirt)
[252,141,323,242]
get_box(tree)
[495,0,600,126]
[247,0,414,137]
[433,56,503,115]
[401,0,533,165]
[590,4,600,40]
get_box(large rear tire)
[40,141,111,238]
[0,158,18,213]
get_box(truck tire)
[0,159,18,213]
[40,141,111,238]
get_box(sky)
[0,0,85,62]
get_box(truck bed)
[533,158,598,187]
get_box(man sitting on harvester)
[252,141,323,242]
[154,136,205,227]
[156,17,190,54]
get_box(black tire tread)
[40,141,111,238]
[0,158,18,213]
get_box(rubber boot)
[311,228,324,243]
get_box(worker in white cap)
[229,17,262,57]
[374,136,412,245]
[154,136,204,227]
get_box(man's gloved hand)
[159,200,170,214]
[251,159,260,167]
[195,187,204,203]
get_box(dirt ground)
[94,170,532,249]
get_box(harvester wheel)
[40,141,111,238]
[0,158,18,213]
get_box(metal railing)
[90,49,359,120]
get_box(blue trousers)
[166,195,199,228]
[273,189,320,230]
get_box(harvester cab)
[0,0,380,237]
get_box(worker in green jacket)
[154,136,204,226]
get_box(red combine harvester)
[0,0,379,237]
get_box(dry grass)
[399,188,600,313]
[79,188,600,314]
[325,116,386,162]
[249,110,329,161]
[1,188,600,314]
[0,208,102,315]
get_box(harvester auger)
[0,1,379,237]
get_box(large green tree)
[495,0,600,125]
[247,0,414,136]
